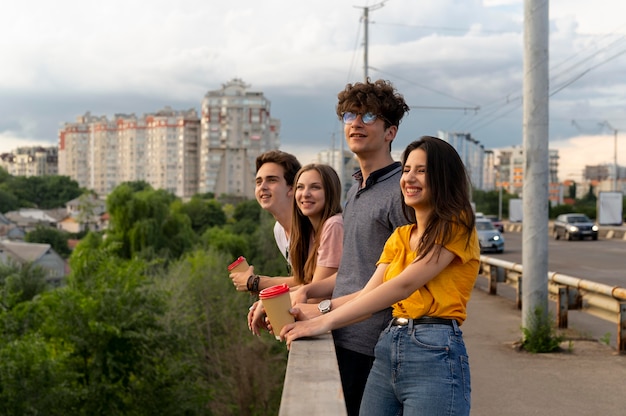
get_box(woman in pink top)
[230,164,343,293]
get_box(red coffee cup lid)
[259,283,290,299]
[227,256,247,271]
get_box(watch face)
[319,299,331,313]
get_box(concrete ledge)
[279,333,346,416]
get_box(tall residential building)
[200,79,280,198]
[438,131,485,190]
[0,146,58,177]
[59,108,200,197]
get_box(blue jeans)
[359,319,471,416]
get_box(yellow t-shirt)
[376,223,480,324]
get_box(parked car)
[475,218,505,253]
[553,213,598,241]
[484,215,504,233]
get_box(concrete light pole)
[521,0,550,333]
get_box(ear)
[384,125,398,144]
[287,185,295,198]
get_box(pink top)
[314,213,344,268]
[259,283,290,299]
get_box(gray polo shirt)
[332,162,409,357]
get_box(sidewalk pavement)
[464,286,626,416]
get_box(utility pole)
[356,1,387,81]
[521,0,549,334]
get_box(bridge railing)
[479,256,626,352]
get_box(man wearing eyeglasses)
[292,79,410,416]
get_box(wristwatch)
[318,299,332,314]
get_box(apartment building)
[0,146,58,177]
[496,146,561,204]
[58,109,200,197]
[57,80,277,198]
[438,131,486,190]
[199,78,280,197]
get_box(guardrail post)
[516,275,522,310]
[618,302,626,353]
[488,265,498,295]
[556,286,568,328]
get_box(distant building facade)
[57,79,280,199]
[438,131,486,190]
[315,148,360,196]
[496,146,561,204]
[199,79,280,197]
[0,146,58,177]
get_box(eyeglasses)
[342,112,387,125]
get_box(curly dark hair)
[336,78,410,129]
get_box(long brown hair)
[289,164,343,284]
[401,136,475,261]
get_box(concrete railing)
[479,256,626,352]
[279,333,346,416]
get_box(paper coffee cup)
[259,284,295,341]
[228,256,249,273]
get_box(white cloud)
[0,0,625,182]
[550,134,625,181]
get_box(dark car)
[484,215,504,233]
[553,213,598,241]
[476,218,505,253]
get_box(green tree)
[0,261,48,311]
[105,185,196,260]
[158,249,287,415]
[0,187,20,213]
[0,166,11,184]
[5,175,83,209]
[176,197,227,235]
[25,226,72,258]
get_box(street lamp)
[495,168,503,220]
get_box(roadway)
[494,228,626,287]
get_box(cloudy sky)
[1,0,625,182]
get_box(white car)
[476,218,505,253]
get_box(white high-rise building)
[438,131,485,190]
[59,109,200,197]
[56,80,279,199]
[200,79,280,198]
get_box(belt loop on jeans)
[391,316,455,327]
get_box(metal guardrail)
[479,256,626,352]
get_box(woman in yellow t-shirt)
[282,136,479,416]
